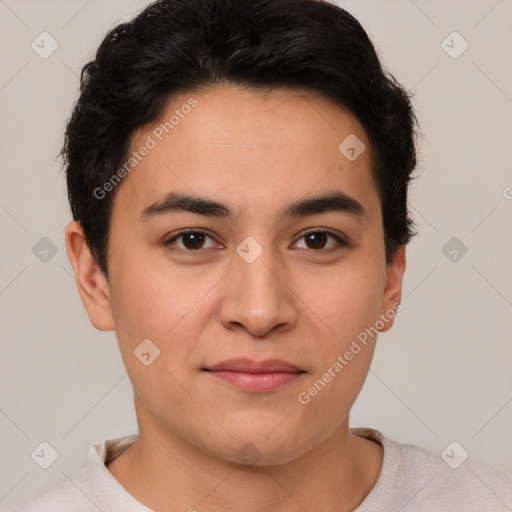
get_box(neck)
[107,400,382,512]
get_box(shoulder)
[398,440,512,510]
[353,428,512,511]
[7,434,140,512]
[6,468,102,512]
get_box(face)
[70,84,405,465]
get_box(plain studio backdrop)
[1,0,511,509]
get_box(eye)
[164,230,219,251]
[164,228,348,254]
[293,229,347,251]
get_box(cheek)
[295,268,382,418]
[295,343,375,448]
[109,267,169,341]
[302,257,384,342]
[107,261,208,413]
[294,257,383,402]
[107,250,229,387]
[108,245,212,336]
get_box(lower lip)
[206,370,304,392]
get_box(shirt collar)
[88,433,154,512]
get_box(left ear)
[378,245,406,333]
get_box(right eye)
[164,230,221,252]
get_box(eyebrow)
[140,191,367,222]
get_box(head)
[64,0,418,465]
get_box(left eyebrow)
[140,191,367,222]
[281,192,367,222]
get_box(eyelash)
[163,228,348,254]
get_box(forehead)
[113,84,379,221]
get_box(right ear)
[64,221,115,331]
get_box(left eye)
[294,231,345,251]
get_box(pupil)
[307,232,326,249]
[184,233,204,249]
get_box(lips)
[203,358,306,392]
[204,358,304,373]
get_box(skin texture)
[65,83,406,512]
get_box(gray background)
[1,0,511,509]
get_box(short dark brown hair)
[61,0,419,275]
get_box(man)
[12,0,512,510]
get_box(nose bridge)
[237,245,279,298]
[219,238,297,336]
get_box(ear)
[64,221,115,331]
[378,245,406,333]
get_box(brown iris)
[304,232,328,250]
[181,232,206,250]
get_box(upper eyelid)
[166,229,218,243]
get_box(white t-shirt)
[8,428,512,511]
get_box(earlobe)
[64,221,115,331]
[378,245,406,333]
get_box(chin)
[206,418,316,467]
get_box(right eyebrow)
[141,192,232,219]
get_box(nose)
[218,245,298,338]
